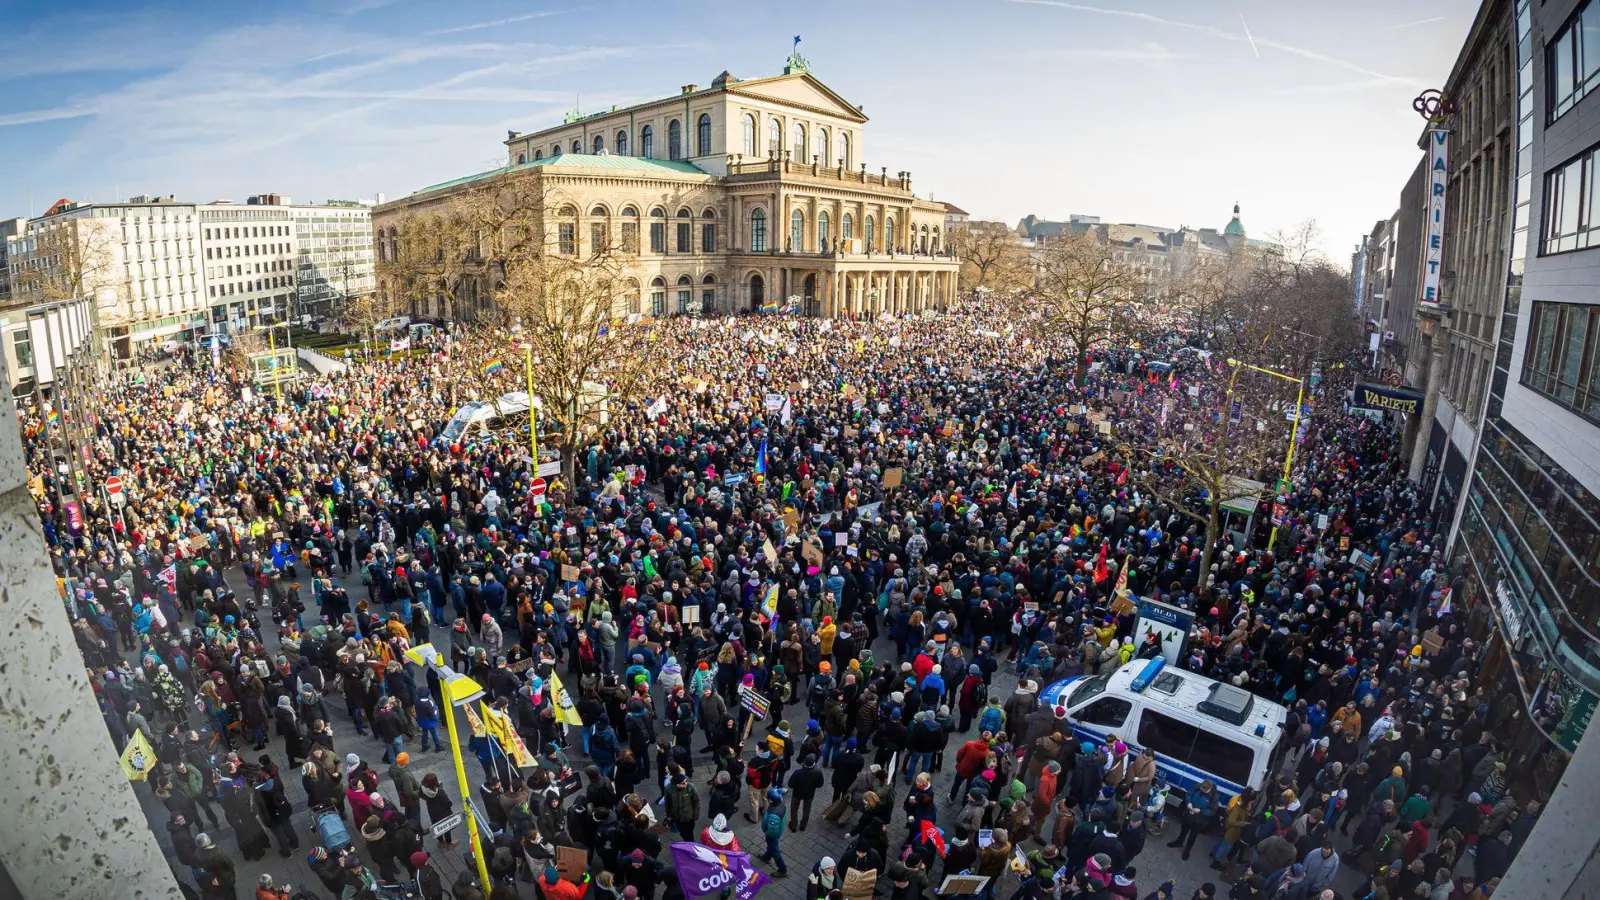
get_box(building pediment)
[727,73,868,124]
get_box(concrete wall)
[0,375,182,898]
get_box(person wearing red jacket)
[701,813,741,852]
[949,737,992,803]
[539,866,590,900]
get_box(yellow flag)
[483,703,534,768]
[549,672,585,727]
[463,701,487,738]
[120,730,158,782]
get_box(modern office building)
[198,198,297,335]
[291,200,375,319]
[4,197,209,358]
[1449,0,1600,795]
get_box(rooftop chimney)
[682,84,698,94]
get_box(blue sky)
[0,0,1475,259]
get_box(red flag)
[919,819,947,857]
[1094,542,1109,583]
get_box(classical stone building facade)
[373,58,959,318]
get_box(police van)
[1041,657,1287,803]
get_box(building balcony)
[725,154,917,196]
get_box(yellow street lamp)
[1226,358,1306,552]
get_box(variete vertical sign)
[1421,128,1448,306]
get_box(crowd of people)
[28,305,1536,900]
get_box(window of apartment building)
[1523,300,1600,421]
[558,223,576,255]
[751,209,767,252]
[12,329,31,370]
[1543,142,1600,253]
[1549,2,1600,120]
[650,209,666,253]
[676,210,692,253]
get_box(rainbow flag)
[481,359,504,376]
[46,408,59,426]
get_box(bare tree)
[952,221,1034,294]
[490,249,656,488]
[1026,231,1146,386]
[1126,374,1294,620]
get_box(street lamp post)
[402,643,493,896]
[1226,357,1306,552]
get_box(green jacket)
[1396,794,1431,827]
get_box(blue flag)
[755,437,768,476]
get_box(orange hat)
[396,752,410,766]
[819,661,832,673]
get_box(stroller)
[312,803,352,853]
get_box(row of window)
[1548,0,1600,121]
[521,115,713,164]
[739,114,850,168]
[206,243,289,260]
[205,226,288,240]
[1522,300,1600,423]
[208,277,291,299]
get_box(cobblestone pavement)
[135,564,1377,900]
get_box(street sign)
[430,813,463,837]
[105,475,123,496]
[724,472,746,486]
[529,477,547,500]
[536,461,561,478]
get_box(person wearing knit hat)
[703,812,739,850]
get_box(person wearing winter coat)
[807,857,843,900]
[1300,842,1339,893]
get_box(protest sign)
[739,684,770,719]
[561,564,580,582]
[882,467,904,488]
[843,868,877,900]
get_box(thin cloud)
[1384,16,1447,31]
[1003,0,1422,86]
[1274,77,1398,95]
[0,106,99,127]
[429,9,575,36]
[1240,15,1260,59]
[1020,43,1194,63]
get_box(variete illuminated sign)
[1354,383,1423,415]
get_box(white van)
[439,392,535,445]
[1041,657,1287,802]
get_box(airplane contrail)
[1240,14,1260,58]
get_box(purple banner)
[670,842,771,900]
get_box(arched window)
[749,273,765,310]
[649,207,666,253]
[701,208,717,253]
[701,273,717,314]
[621,206,638,216]
[552,143,561,156]
[641,125,654,159]
[792,123,806,161]
[534,150,543,160]
[838,132,850,169]
[742,114,756,156]
[676,274,693,313]
[615,129,628,156]
[932,227,940,253]
[592,134,604,153]
[590,206,608,216]
[816,126,829,163]
[675,208,692,253]
[516,153,526,164]
[768,120,781,155]
[843,213,854,241]
[650,276,666,317]
[667,119,682,160]
[751,209,767,252]
[886,218,896,252]
[790,209,804,251]
[571,139,581,153]
[865,215,875,249]
[697,114,712,156]
[818,211,831,250]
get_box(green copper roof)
[408,154,709,198]
[1224,202,1246,237]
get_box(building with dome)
[372,58,960,319]
[1014,203,1274,288]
